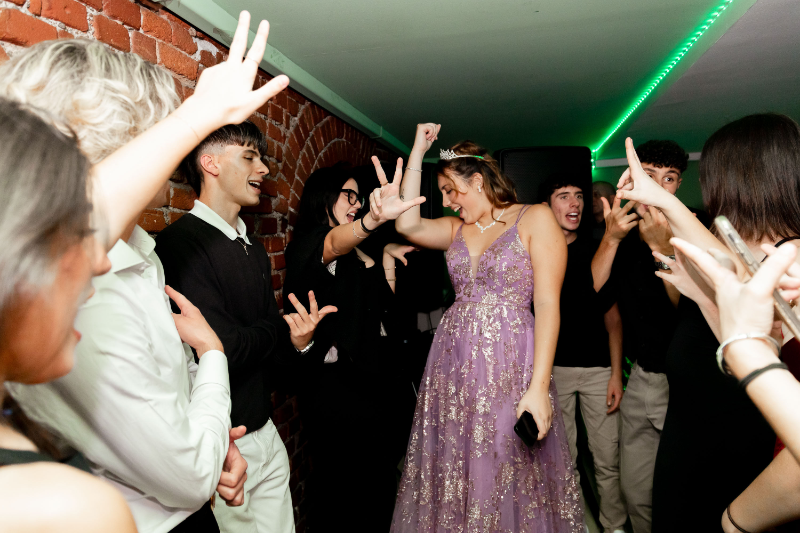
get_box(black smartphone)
[513,411,539,448]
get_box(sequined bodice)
[446,222,533,309]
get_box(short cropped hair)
[538,174,584,204]
[179,121,268,196]
[0,39,178,164]
[593,181,615,199]
[635,140,689,173]
[701,113,800,242]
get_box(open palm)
[369,156,426,222]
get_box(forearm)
[605,311,623,377]
[324,217,379,263]
[723,449,800,533]
[383,250,397,293]
[591,237,620,291]
[726,342,800,461]
[529,301,559,392]
[396,148,425,234]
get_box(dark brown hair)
[435,141,517,208]
[701,113,800,242]
[179,120,268,196]
[636,140,689,173]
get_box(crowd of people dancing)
[1,10,800,533]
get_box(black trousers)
[170,500,220,533]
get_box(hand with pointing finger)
[166,285,224,356]
[284,291,337,351]
[615,137,675,211]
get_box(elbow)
[156,467,220,509]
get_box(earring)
[477,186,482,193]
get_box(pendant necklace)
[474,208,505,234]
[236,237,249,255]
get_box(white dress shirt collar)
[108,225,155,276]
[189,200,251,245]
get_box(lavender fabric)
[392,207,584,532]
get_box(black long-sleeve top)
[155,213,302,432]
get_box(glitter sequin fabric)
[392,207,583,532]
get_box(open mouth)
[247,180,261,193]
[566,212,580,224]
[346,212,356,223]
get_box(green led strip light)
[592,0,735,163]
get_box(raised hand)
[601,195,637,244]
[615,137,674,209]
[175,11,290,135]
[411,123,441,155]
[368,156,426,222]
[671,239,800,341]
[166,285,224,355]
[216,426,248,507]
[284,291,337,351]
[639,207,674,255]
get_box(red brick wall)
[0,2,395,529]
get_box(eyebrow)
[243,149,261,157]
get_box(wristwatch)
[295,340,315,354]
[654,255,676,270]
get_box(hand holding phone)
[714,216,800,341]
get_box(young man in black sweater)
[541,175,626,533]
[156,122,333,533]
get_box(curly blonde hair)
[0,39,179,163]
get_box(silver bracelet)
[352,222,366,239]
[716,332,781,374]
[405,166,422,173]
[296,339,315,354]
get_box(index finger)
[749,243,798,296]
[287,292,310,322]
[670,238,734,289]
[228,11,251,63]
[371,156,388,185]
[165,285,191,312]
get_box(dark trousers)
[170,500,220,533]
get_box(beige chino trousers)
[618,363,669,533]
[553,365,626,532]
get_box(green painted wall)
[592,160,704,211]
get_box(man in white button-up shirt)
[8,185,246,533]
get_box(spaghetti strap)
[514,204,531,225]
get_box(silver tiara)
[439,149,485,161]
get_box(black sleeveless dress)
[651,299,775,532]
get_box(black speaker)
[495,146,593,232]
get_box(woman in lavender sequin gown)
[388,124,583,532]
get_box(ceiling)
[171,0,800,160]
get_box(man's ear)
[676,176,683,191]
[199,153,220,177]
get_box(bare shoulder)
[517,204,559,239]
[0,463,136,532]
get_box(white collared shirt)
[7,225,232,533]
[190,200,251,244]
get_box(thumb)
[318,305,338,319]
[229,426,247,441]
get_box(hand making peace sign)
[367,156,427,223]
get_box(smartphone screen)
[715,216,800,341]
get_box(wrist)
[198,339,224,356]
[410,146,428,158]
[652,243,675,256]
[724,339,780,378]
